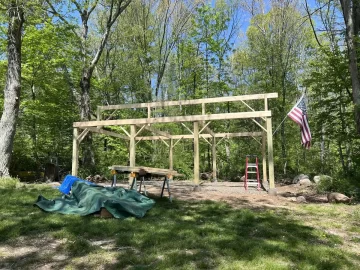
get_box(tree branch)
[305,0,322,47]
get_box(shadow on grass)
[0,187,359,269]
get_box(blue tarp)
[58,175,98,194]
[35,181,155,219]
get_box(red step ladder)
[244,155,261,190]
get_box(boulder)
[293,174,309,184]
[281,178,293,185]
[313,175,321,184]
[200,172,211,180]
[313,175,332,185]
[299,178,312,186]
[296,196,307,203]
[327,192,352,203]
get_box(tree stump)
[44,163,59,182]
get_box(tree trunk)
[281,72,287,174]
[0,3,24,176]
[340,0,360,134]
[80,70,96,168]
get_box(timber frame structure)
[72,93,278,190]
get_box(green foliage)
[316,173,360,199]
[0,177,20,189]
[303,45,360,178]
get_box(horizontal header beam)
[80,127,130,140]
[135,132,263,140]
[98,93,278,110]
[73,111,271,128]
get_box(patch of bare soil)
[112,180,327,209]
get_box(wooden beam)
[77,128,89,143]
[159,136,169,147]
[119,126,130,137]
[200,103,215,136]
[251,136,262,145]
[266,117,275,190]
[194,122,199,185]
[136,124,171,138]
[252,119,267,132]
[129,125,136,167]
[212,137,217,182]
[173,137,184,147]
[72,128,79,176]
[240,100,266,121]
[262,133,267,182]
[82,127,130,140]
[169,139,173,170]
[134,125,146,137]
[134,132,263,140]
[109,165,180,176]
[135,137,143,146]
[98,93,278,110]
[96,106,101,129]
[216,135,227,146]
[73,111,272,127]
[262,97,268,183]
[181,122,193,134]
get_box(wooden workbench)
[109,165,183,201]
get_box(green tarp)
[35,181,155,219]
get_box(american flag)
[287,95,311,149]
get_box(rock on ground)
[299,178,312,186]
[327,192,352,203]
[293,174,309,184]
[296,196,307,203]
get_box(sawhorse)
[111,170,172,202]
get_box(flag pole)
[272,94,305,136]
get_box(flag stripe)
[288,95,311,149]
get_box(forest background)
[0,0,359,196]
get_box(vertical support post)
[169,138,173,170]
[194,121,200,185]
[212,136,217,182]
[72,128,79,176]
[96,106,101,121]
[129,125,136,186]
[262,98,268,183]
[147,104,151,121]
[266,116,276,194]
[262,134,267,182]
[96,107,101,129]
[130,125,136,167]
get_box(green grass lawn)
[0,184,359,270]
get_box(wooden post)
[262,98,268,183]
[194,121,199,185]
[266,116,276,194]
[130,125,136,167]
[169,138,173,170]
[97,107,101,121]
[72,128,79,176]
[96,107,101,129]
[262,133,267,182]
[129,125,136,185]
[212,136,217,182]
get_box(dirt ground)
[106,179,329,208]
[48,179,328,209]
